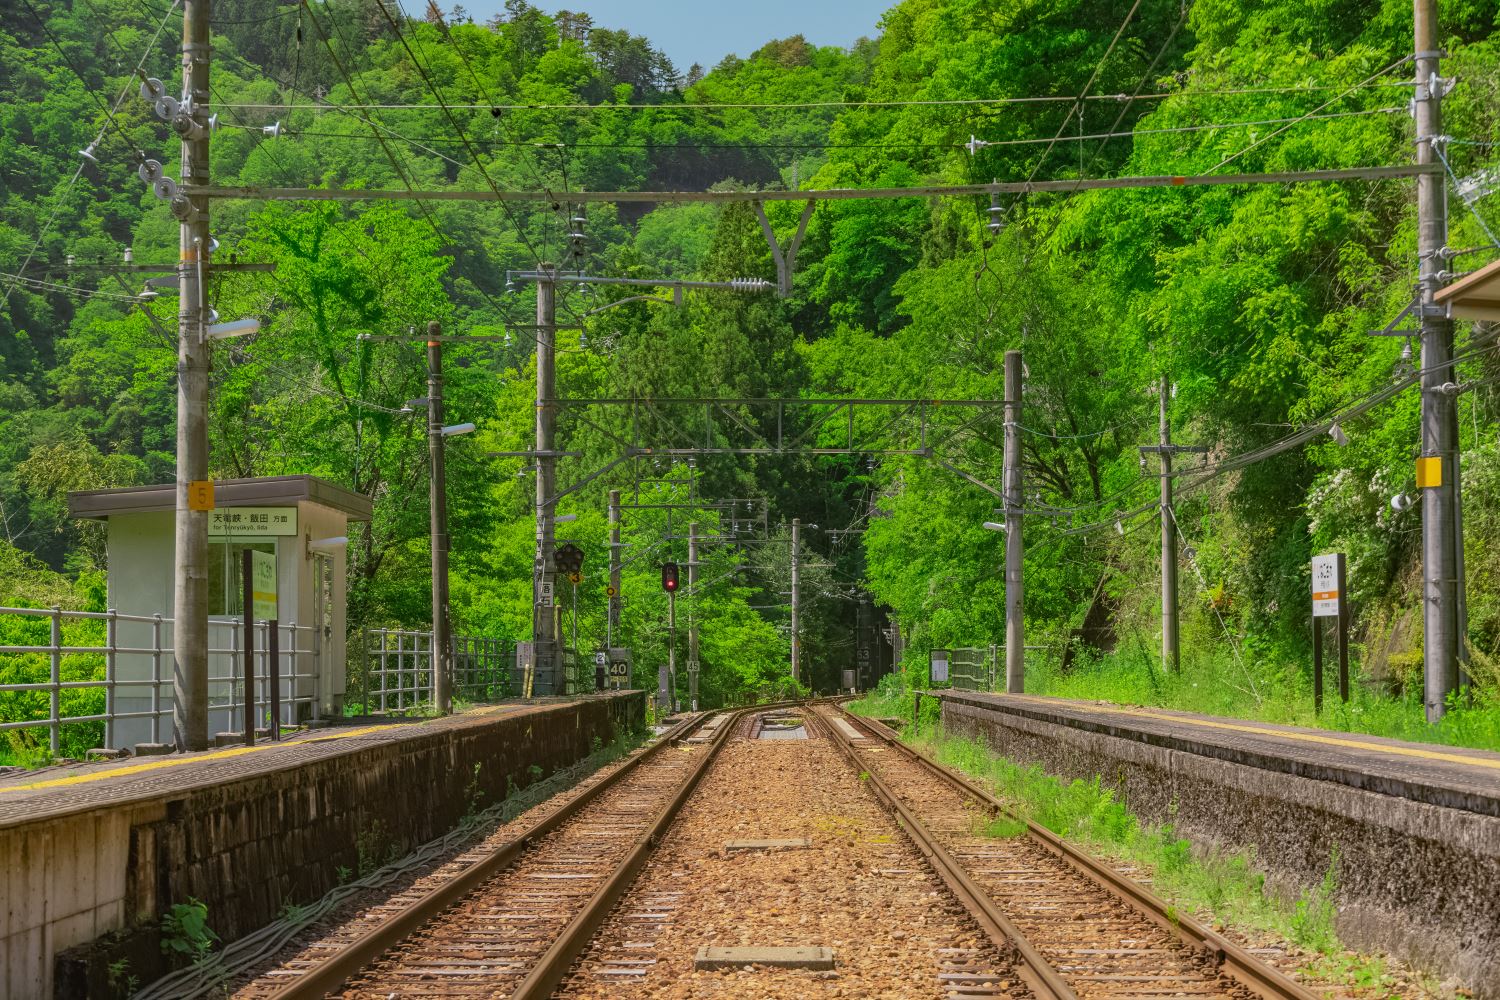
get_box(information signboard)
[251,550,278,620]
[930,649,950,684]
[1311,554,1343,618]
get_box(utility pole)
[1158,376,1178,673]
[534,264,559,695]
[1415,0,1461,722]
[688,521,700,711]
[1002,350,1025,693]
[173,0,212,751]
[427,323,452,715]
[790,518,801,685]
[667,583,678,712]
[607,489,621,653]
[1139,376,1207,673]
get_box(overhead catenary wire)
[1074,0,1192,180]
[1060,338,1500,537]
[1433,141,1500,249]
[3,0,179,313]
[1016,0,1145,186]
[0,271,153,303]
[1209,54,1414,172]
[295,0,540,341]
[266,106,1407,153]
[373,0,548,267]
[211,80,1415,114]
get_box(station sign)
[251,550,278,620]
[209,507,297,536]
[930,648,950,683]
[1311,553,1345,618]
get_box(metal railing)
[0,606,323,754]
[361,628,511,714]
[948,646,999,692]
[946,645,1054,692]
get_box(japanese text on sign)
[1311,553,1343,618]
[251,550,278,620]
[208,507,298,537]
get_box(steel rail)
[811,707,1078,1000]
[510,702,753,999]
[264,710,707,1000]
[838,706,1320,1000]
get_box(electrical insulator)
[988,189,1005,235]
[661,562,679,592]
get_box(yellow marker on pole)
[1416,456,1443,488]
[187,480,215,511]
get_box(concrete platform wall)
[938,694,1500,997]
[1,694,643,999]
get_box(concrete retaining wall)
[939,694,1500,997]
[1,694,642,999]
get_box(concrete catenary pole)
[534,265,559,694]
[790,518,801,685]
[172,0,212,751]
[688,521,700,711]
[1415,0,1460,721]
[667,585,678,712]
[607,489,621,653]
[1158,374,1180,673]
[427,322,452,715]
[1003,350,1025,693]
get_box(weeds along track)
[814,705,1319,1000]
[233,710,741,1000]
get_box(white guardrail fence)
[359,628,512,715]
[0,606,512,755]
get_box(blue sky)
[459,2,891,72]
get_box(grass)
[851,639,1500,753]
[1022,644,1500,753]
[856,710,1412,994]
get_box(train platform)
[0,698,568,829]
[932,689,1500,990]
[2,690,646,998]
[933,690,1500,815]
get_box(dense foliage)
[4,0,1500,746]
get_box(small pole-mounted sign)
[1310,553,1349,712]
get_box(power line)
[1018,0,1144,189]
[3,0,179,312]
[1059,339,1500,537]
[1434,141,1500,249]
[212,81,1413,114]
[0,271,148,302]
[194,163,1437,205]
[373,0,547,267]
[261,106,1403,153]
[295,0,537,341]
[1210,54,1412,172]
[1076,1,1191,180]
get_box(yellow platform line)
[1009,695,1500,771]
[0,724,396,794]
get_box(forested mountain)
[3,0,1500,728]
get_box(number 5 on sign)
[188,480,215,511]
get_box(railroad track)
[813,703,1318,1000]
[238,707,756,1000]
